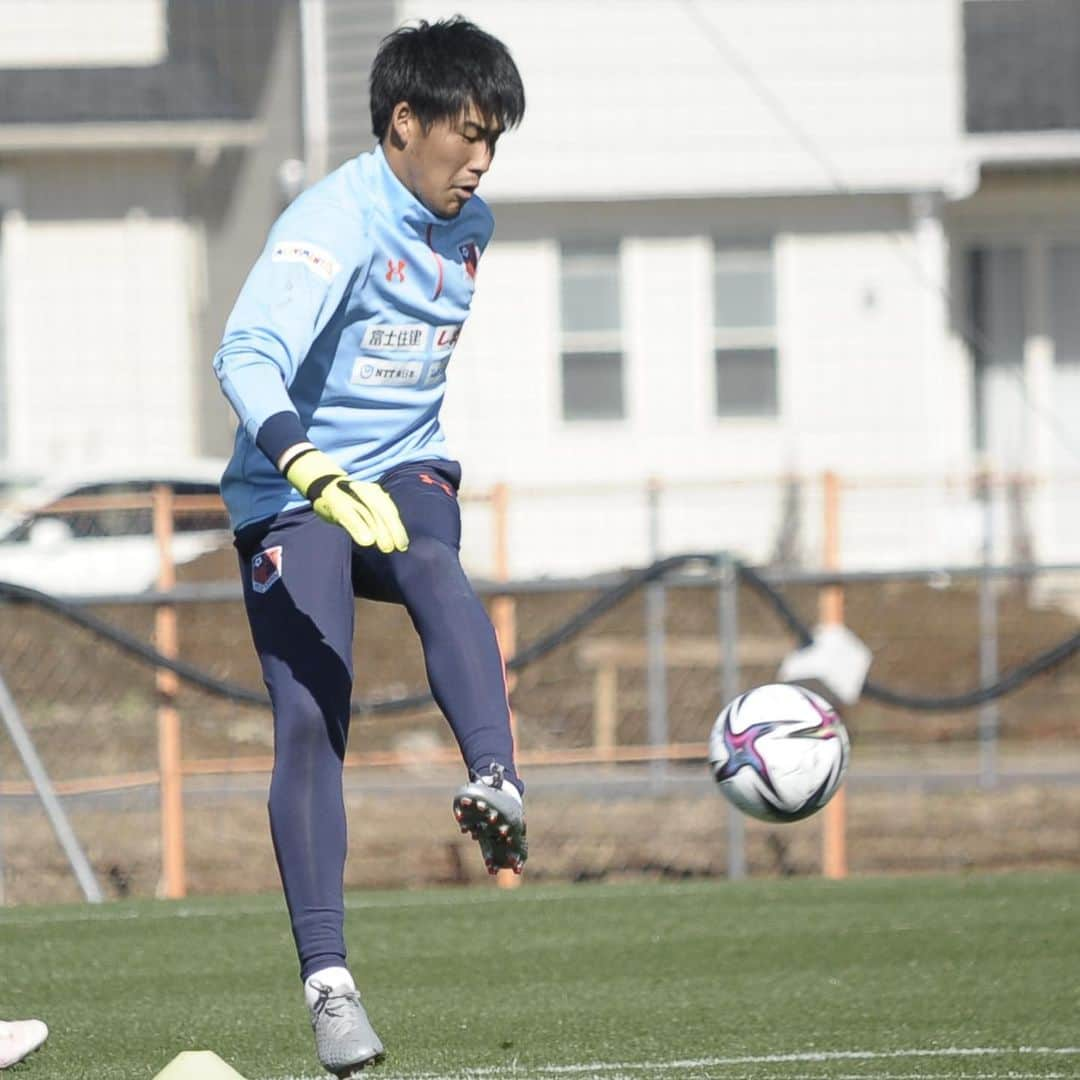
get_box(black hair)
[370,16,525,139]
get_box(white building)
[2,1,1079,577]
[0,0,303,471]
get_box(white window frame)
[712,241,779,419]
[558,241,625,422]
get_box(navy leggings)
[235,459,519,980]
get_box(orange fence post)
[489,483,521,889]
[820,471,847,880]
[489,483,517,704]
[153,484,186,899]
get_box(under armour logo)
[386,258,406,283]
[419,472,454,498]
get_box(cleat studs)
[453,808,463,822]
[460,826,470,834]
[498,824,510,837]
[475,799,487,811]
[460,796,473,808]
[488,810,499,824]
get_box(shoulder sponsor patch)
[251,546,283,594]
[271,241,342,282]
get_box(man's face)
[389,103,502,219]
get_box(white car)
[0,460,230,598]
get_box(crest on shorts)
[251,546,283,594]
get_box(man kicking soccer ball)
[0,1018,48,1069]
[212,17,526,1078]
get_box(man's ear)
[388,101,414,150]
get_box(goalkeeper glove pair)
[284,447,408,554]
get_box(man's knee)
[272,686,350,761]
[392,534,463,593]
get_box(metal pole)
[299,0,329,183]
[0,670,103,902]
[978,468,1000,788]
[645,480,668,790]
[718,553,745,880]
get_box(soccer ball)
[708,683,850,823]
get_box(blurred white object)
[0,460,228,598]
[153,1050,248,1079]
[0,1018,48,1068]
[778,623,872,705]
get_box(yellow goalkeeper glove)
[284,447,409,554]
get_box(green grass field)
[1,873,1077,1079]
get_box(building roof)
[965,0,1080,133]
[0,0,287,126]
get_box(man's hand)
[283,447,408,554]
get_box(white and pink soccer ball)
[708,683,850,823]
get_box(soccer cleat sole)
[452,789,527,874]
[334,1052,384,1078]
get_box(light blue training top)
[213,144,494,530]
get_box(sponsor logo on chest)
[351,322,463,386]
[351,358,425,386]
[433,325,461,353]
[425,358,448,385]
[361,324,427,351]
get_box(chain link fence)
[1,481,1079,904]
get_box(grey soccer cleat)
[453,764,527,875]
[309,980,384,1077]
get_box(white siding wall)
[396,0,965,200]
[781,230,948,474]
[387,0,976,574]
[4,157,197,469]
[0,0,166,68]
[448,195,967,576]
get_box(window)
[713,244,778,417]
[559,242,624,420]
[968,246,1026,463]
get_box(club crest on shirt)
[459,242,479,281]
[251,546,283,594]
